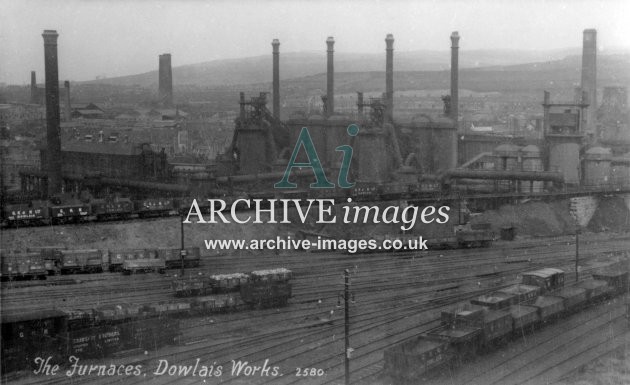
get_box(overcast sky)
[1,0,629,84]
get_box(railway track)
[3,233,629,385]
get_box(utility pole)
[338,269,355,385]
[180,212,186,277]
[569,199,579,282]
[575,223,579,281]
[344,269,350,385]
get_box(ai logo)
[275,124,359,189]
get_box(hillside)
[81,47,594,88]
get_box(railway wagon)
[2,202,49,227]
[528,296,565,321]
[384,267,630,383]
[209,273,250,293]
[108,249,157,272]
[0,252,47,281]
[60,249,103,274]
[134,198,175,218]
[121,316,180,350]
[122,259,166,275]
[593,270,629,294]
[554,287,587,312]
[509,305,540,334]
[66,325,123,358]
[383,336,453,382]
[173,275,210,297]
[521,268,565,294]
[191,294,242,313]
[159,247,201,269]
[576,279,612,301]
[240,280,292,307]
[90,198,134,220]
[49,203,91,224]
[455,228,494,248]
[27,246,65,275]
[1,306,181,374]
[1,310,68,373]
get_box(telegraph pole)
[343,269,353,385]
[575,224,579,281]
[180,212,185,276]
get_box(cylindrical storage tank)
[583,147,612,186]
[493,144,521,171]
[611,152,630,186]
[520,144,543,192]
[549,142,581,184]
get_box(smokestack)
[326,37,335,117]
[581,29,597,136]
[450,31,460,126]
[64,80,72,122]
[239,92,246,120]
[385,34,394,123]
[30,71,38,104]
[357,92,364,116]
[42,30,62,196]
[272,39,280,120]
[158,53,173,108]
[543,91,551,135]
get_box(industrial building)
[12,27,630,201]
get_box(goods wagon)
[209,273,249,293]
[134,198,175,218]
[60,249,103,274]
[383,267,630,383]
[1,305,180,374]
[1,310,68,373]
[521,268,565,294]
[0,252,47,281]
[159,247,201,269]
[240,280,292,308]
[50,203,91,224]
[2,202,49,226]
[383,336,453,382]
[108,249,157,272]
[90,198,134,220]
[122,259,166,275]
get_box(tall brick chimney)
[158,53,173,108]
[385,34,394,123]
[581,29,597,137]
[450,31,460,126]
[30,71,39,104]
[326,37,335,117]
[272,39,280,120]
[42,30,62,195]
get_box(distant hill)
[255,53,630,96]
[82,47,615,88]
